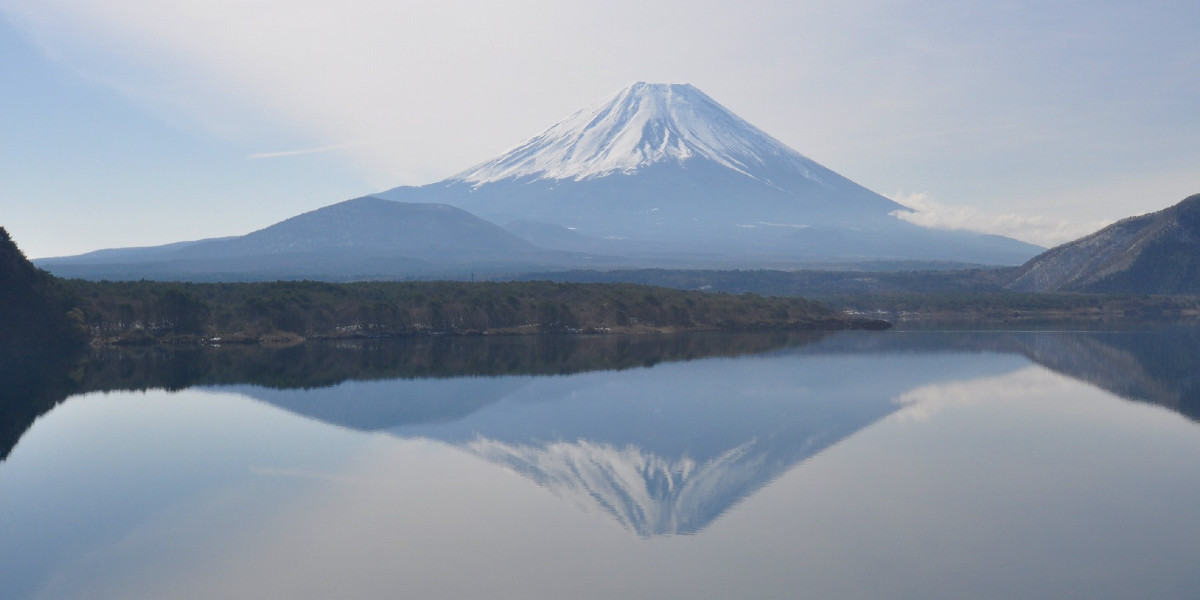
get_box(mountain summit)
[455,82,860,192]
[379,82,1040,266]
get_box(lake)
[4,326,1200,599]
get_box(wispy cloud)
[247,141,365,160]
[888,191,1113,248]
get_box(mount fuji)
[37,82,1041,281]
[377,82,1041,266]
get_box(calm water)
[4,327,1200,599]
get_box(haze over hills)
[1008,193,1200,294]
[37,82,1042,281]
[38,197,583,281]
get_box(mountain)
[37,197,573,281]
[1008,193,1200,293]
[377,82,1041,266]
[38,83,1041,281]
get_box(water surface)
[4,328,1200,599]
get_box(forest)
[57,278,887,345]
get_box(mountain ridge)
[1008,193,1200,293]
[37,197,577,280]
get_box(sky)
[2,0,1198,259]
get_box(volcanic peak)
[453,82,820,188]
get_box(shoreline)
[95,316,893,348]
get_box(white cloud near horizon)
[888,191,1113,248]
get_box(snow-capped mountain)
[456,82,857,191]
[37,82,1042,282]
[378,82,1041,265]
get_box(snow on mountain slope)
[455,82,829,189]
[467,437,773,537]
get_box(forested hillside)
[0,227,86,348]
[60,279,886,344]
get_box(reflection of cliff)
[805,327,1200,421]
[1010,329,1200,420]
[0,347,85,461]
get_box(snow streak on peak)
[467,436,769,536]
[453,82,821,186]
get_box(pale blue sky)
[2,0,1198,258]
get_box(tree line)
[57,278,876,344]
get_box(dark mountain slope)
[0,227,85,348]
[1008,194,1200,293]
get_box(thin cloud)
[247,141,365,160]
[888,191,1113,247]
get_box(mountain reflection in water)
[237,347,1007,536]
[5,325,1200,538]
